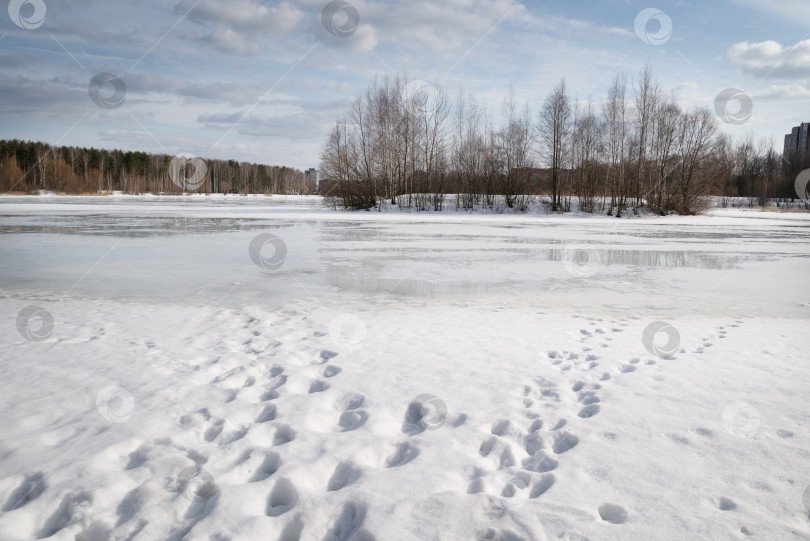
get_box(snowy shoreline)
[2,194,809,223]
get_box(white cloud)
[208,28,264,54]
[726,0,810,25]
[728,40,810,80]
[362,0,528,52]
[753,83,810,101]
[5,0,807,170]
[177,0,304,33]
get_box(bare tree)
[537,78,571,211]
[572,98,603,213]
[632,62,661,209]
[497,88,533,209]
[648,98,680,214]
[672,108,718,214]
[602,74,629,216]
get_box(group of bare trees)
[321,64,801,214]
[722,134,804,207]
[320,75,452,211]
[0,140,311,195]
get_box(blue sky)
[1,0,808,170]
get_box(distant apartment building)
[784,122,809,167]
[305,168,318,189]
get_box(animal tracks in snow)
[461,318,664,515]
[163,324,382,538]
[146,321,386,537]
[466,366,592,508]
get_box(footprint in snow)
[479,437,496,457]
[272,424,295,446]
[221,426,248,445]
[250,452,280,482]
[203,418,225,442]
[267,374,288,390]
[324,502,368,541]
[530,474,555,499]
[265,478,297,517]
[327,462,362,492]
[598,503,628,524]
[3,472,46,511]
[578,404,600,418]
[385,442,419,468]
[548,431,579,454]
[338,410,369,432]
[521,452,558,473]
[269,366,284,377]
[491,420,511,437]
[315,350,338,365]
[322,365,342,377]
[524,430,546,455]
[716,497,736,511]
[528,419,543,433]
[256,404,277,423]
[308,380,330,393]
[334,392,365,411]
[578,391,600,405]
[38,491,93,538]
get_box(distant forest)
[0,139,314,195]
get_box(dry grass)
[1,191,113,196]
[53,191,113,196]
[748,206,810,213]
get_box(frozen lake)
[1,196,809,540]
[1,195,807,317]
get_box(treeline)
[320,64,806,215]
[0,140,313,195]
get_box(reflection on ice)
[0,197,807,318]
[0,217,301,237]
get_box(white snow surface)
[0,195,809,540]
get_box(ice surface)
[0,195,808,540]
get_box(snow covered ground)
[0,195,809,540]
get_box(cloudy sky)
[1,0,808,170]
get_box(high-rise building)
[305,168,318,191]
[784,122,809,163]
